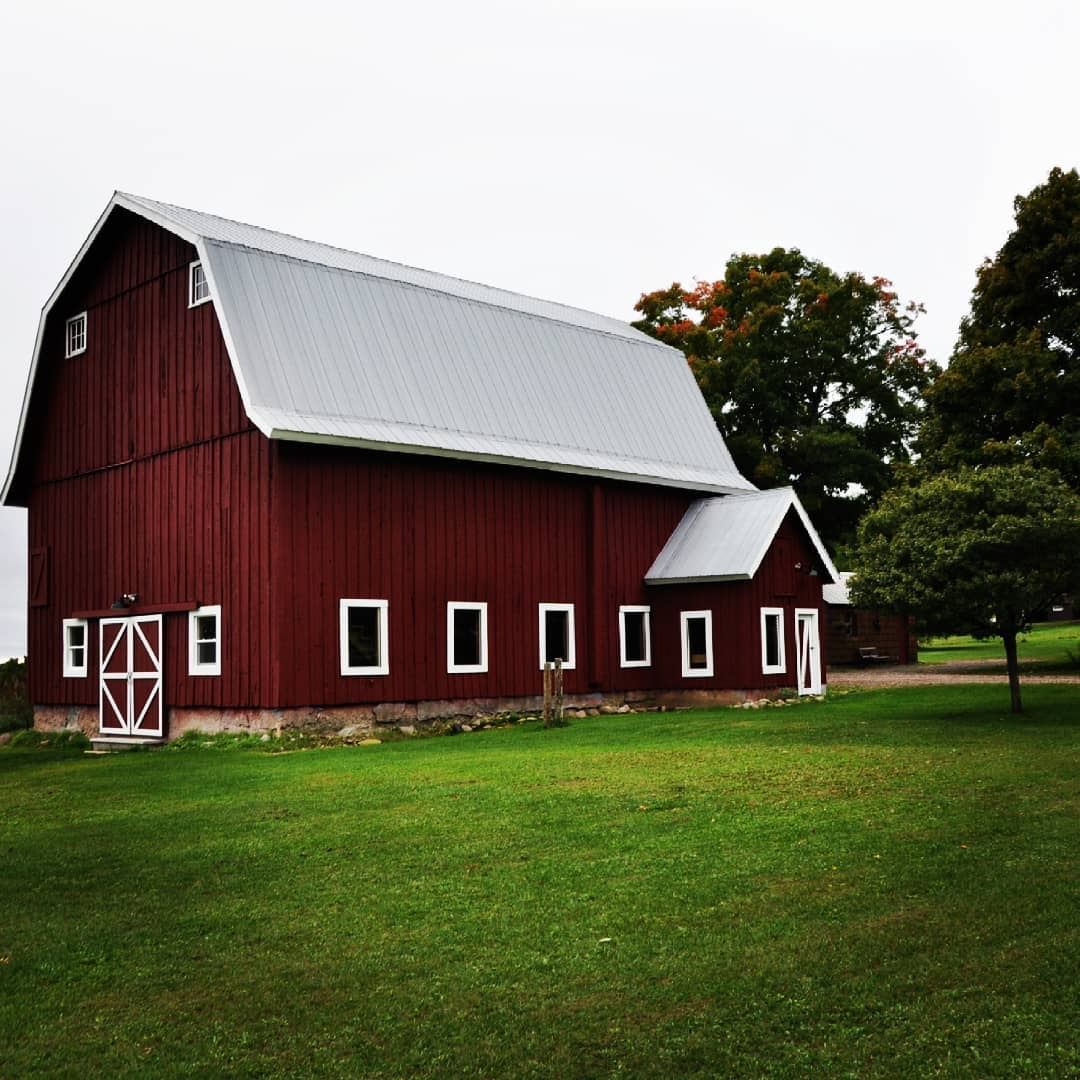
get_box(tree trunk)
[1002,628,1023,714]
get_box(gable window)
[188,604,222,676]
[62,618,88,678]
[448,602,488,673]
[761,607,786,674]
[619,605,651,668]
[538,603,576,670]
[680,610,713,677]
[65,313,87,358]
[339,599,389,676]
[188,260,210,307]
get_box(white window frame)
[618,605,651,668]
[760,607,787,674]
[680,609,714,678]
[339,598,389,676]
[188,260,211,307]
[447,601,488,674]
[188,604,222,677]
[62,618,89,678]
[538,602,576,670]
[65,312,87,358]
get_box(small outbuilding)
[3,193,839,741]
[823,573,917,666]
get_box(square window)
[62,618,88,678]
[761,607,786,674]
[680,610,713,677]
[339,599,389,676]
[447,602,488,674]
[619,605,651,668]
[189,260,211,307]
[65,313,87,358]
[538,603,576,670]
[188,604,222,676]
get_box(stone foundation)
[35,686,783,742]
[33,705,99,737]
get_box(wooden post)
[553,657,564,725]
[543,661,552,727]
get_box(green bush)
[8,728,43,747]
[4,728,89,751]
[0,658,31,732]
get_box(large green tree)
[849,465,1080,713]
[633,249,937,551]
[919,167,1080,483]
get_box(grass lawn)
[919,620,1080,670]
[1,687,1077,1078]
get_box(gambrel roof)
[645,487,840,584]
[2,193,755,501]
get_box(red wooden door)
[99,616,164,736]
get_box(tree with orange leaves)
[633,248,936,552]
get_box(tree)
[848,465,1080,713]
[919,168,1080,483]
[633,249,937,551]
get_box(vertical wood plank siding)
[270,447,824,706]
[22,211,269,708]
[18,210,253,492]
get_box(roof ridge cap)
[204,238,670,350]
[121,192,647,341]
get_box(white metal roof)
[1,193,755,500]
[822,571,853,605]
[644,487,839,584]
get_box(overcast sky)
[0,0,1077,658]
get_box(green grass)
[920,619,1080,670]
[2,687,1077,1078]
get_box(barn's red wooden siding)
[268,446,825,706]
[20,210,270,709]
[15,209,252,494]
[27,432,274,708]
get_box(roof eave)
[644,573,752,585]
[267,428,750,495]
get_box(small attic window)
[188,261,210,307]
[65,313,86,358]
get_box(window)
[189,260,210,307]
[619,605,651,667]
[447,602,488,673]
[65,313,86,357]
[680,610,713,677]
[538,603,576,670]
[30,547,49,608]
[339,599,389,676]
[62,618,88,678]
[188,604,222,676]
[760,607,786,674]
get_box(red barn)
[2,194,839,743]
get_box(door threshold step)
[90,736,165,752]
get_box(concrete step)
[89,735,165,753]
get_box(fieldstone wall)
[35,686,785,743]
[33,705,98,736]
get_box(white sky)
[0,0,1077,658]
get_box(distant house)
[823,573,917,666]
[2,193,839,742]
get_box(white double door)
[99,615,164,737]
[794,609,822,696]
